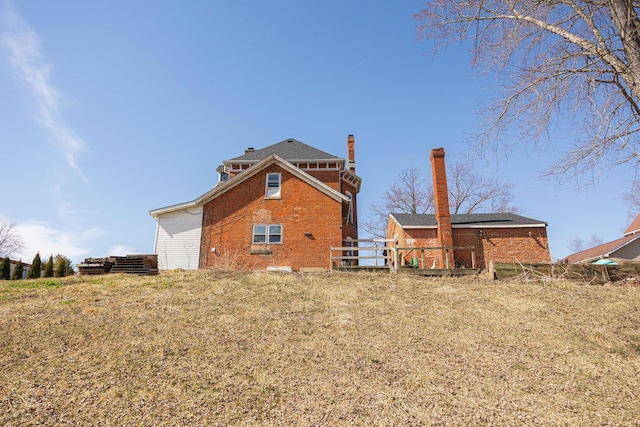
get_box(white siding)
[154,207,203,270]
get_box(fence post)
[395,247,399,273]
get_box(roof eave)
[398,223,547,229]
[604,234,640,257]
[223,158,344,165]
[565,234,640,263]
[149,200,199,217]
[149,155,348,216]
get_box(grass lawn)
[1,270,639,426]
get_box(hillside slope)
[1,270,639,425]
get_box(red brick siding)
[305,170,358,239]
[306,170,340,191]
[341,180,358,240]
[396,228,441,268]
[386,218,403,244]
[471,227,550,266]
[200,164,344,271]
[389,225,550,269]
[430,148,454,267]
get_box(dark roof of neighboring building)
[5,259,31,268]
[226,138,342,163]
[389,212,548,228]
[563,234,640,263]
[624,213,640,236]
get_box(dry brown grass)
[1,270,639,426]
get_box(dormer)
[216,165,229,183]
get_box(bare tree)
[568,234,604,253]
[0,219,24,258]
[378,166,433,215]
[624,180,640,216]
[415,1,640,181]
[448,162,519,215]
[568,236,585,253]
[362,167,432,238]
[362,164,518,238]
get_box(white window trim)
[252,224,283,244]
[346,191,354,224]
[265,173,281,198]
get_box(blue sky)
[0,1,636,265]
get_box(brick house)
[387,212,550,269]
[149,137,361,271]
[386,148,550,270]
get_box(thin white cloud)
[14,221,104,263]
[0,5,86,177]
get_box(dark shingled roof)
[227,138,342,162]
[390,213,547,228]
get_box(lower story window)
[252,224,282,244]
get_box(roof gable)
[389,212,547,229]
[226,138,342,163]
[624,213,640,236]
[563,233,640,263]
[150,155,348,217]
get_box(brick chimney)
[347,135,355,173]
[430,148,454,268]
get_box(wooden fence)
[330,239,394,272]
[492,262,640,284]
[394,246,477,270]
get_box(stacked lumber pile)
[109,254,158,276]
[77,258,115,275]
[77,254,158,276]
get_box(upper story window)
[265,173,281,198]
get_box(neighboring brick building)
[387,212,550,269]
[386,148,550,270]
[150,137,361,271]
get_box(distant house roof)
[389,213,548,229]
[225,138,342,163]
[624,213,640,236]
[563,234,640,263]
[562,213,640,263]
[8,259,31,267]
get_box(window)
[265,173,281,198]
[346,191,354,224]
[252,224,282,244]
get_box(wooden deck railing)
[330,239,394,272]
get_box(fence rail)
[395,246,476,269]
[330,239,394,272]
